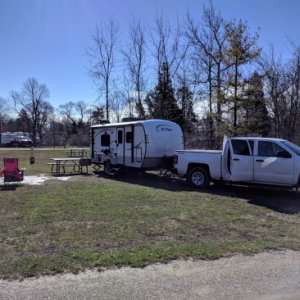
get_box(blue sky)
[0,0,299,108]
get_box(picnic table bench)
[66,148,88,158]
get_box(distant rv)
[0,132,33,147]
[90,119,183,174]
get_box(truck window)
[101,133,110,146]
[258,141,290,157]
[231,140,250,156]
[282,140,300,156]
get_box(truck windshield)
[282,141,300,156]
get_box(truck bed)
[176,149,222,154]
[175,149,222,179]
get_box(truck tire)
[187,167,210,188]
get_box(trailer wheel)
[187,167,210,188]
[11,141,20,147]
[296,175,300,192]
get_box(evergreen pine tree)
[242,72,271,136]
[176,81,197,146]
[147,62,183,125]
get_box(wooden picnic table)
[49,157,91,175]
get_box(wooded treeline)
[1,3,300,148]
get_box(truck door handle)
[233,158,239,161]
[256,159,264,162]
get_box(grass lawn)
[0,148,300,279]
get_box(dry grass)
[0,148,300,279]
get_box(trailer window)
[101,133,110,146]
[126,132,133,143]
[118,130,123,144]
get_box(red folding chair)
[0,158,24,184]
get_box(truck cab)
[222,138,300,186]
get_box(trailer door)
[116,127,125,165]
[124,126,134,166]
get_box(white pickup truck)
[174,137,300,189]
[0,132,33,147]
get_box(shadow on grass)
[0,183,18,191]
[209,184,300,215]
[94,169,191,192]
[94,170,300,215]
[52,173,94,178]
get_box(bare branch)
[86,17,119,120]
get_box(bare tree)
[0,97,9,132]
[47,113,64,147]
[110,90,127,122]
[122,19,147,118]
[289,44,300,142]
[11,77,53,144]
[259,46,300,141]
[260,49,288,138]
[58,101,90,146]
[186,2,228,146]
[150,13,188,81]
[87,17,119,120]
[59,101,89,131]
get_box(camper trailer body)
[90,119,183,170]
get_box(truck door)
[254,141,294,184]
[229,139,254,182]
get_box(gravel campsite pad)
[1,250,300,300]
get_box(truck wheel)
[187,167,210,188]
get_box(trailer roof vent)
[121,117,144,122]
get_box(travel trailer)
[90,119,183,174]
